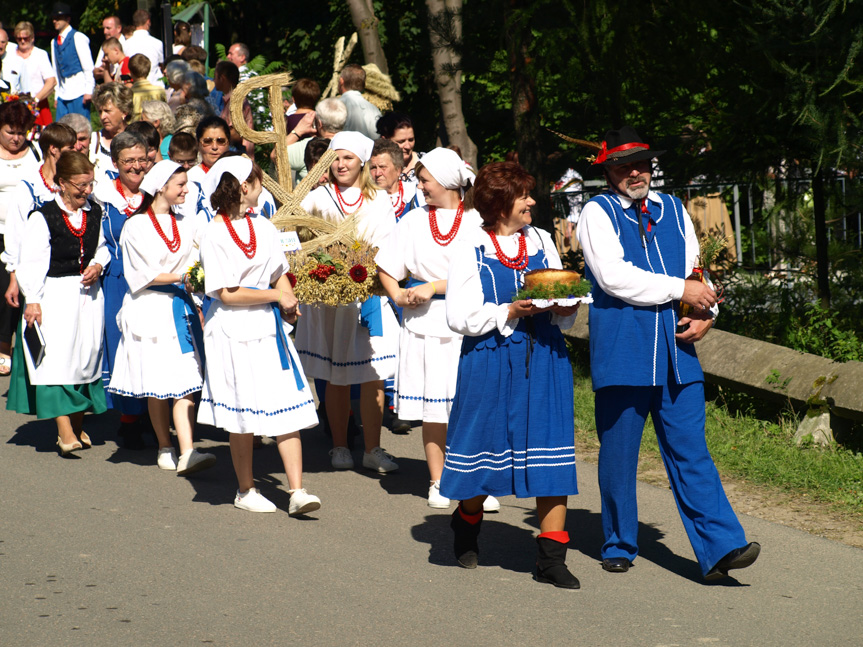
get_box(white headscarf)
[328,131,374,165]
[418,147,476,193]
[139,160,182,196]
[204,156,253,197]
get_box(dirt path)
[574,438,863,549]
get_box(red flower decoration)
[349,264,368,283]
[309,264,335,282]
[286,272,297,288]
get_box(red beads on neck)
[486,228,528,270]
[59,207,87,273]
[334,184,364,214]
[148,208,182,253]
[389,181,405,215]
[428,201,464,246]
[115,178,141,217]
[39,165,59,193]
[223,213,257,258]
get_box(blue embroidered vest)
[53,29,84,81]
[584,191,703,389]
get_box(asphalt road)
[1,395,860,646]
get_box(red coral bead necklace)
[389,181,405,215]
[222,212,257,258]
[59,205,87,273]
[429,200,464,246]
[486,228,529,270]
[148,208,182,253]
[115,178,142,216]
[39,165,59,193]
[334,184,364,214]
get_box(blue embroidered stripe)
[200,398,314,417]
[297,350,396,367]
[397,394,453,404]
[106,386,201,399]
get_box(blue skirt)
[440,314,579,500]
[102,271,145,415]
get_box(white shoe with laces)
[157,447,178,470]
[362,446,399,473]
[288,488,321,516]
[234,488,276,513]
[329,446,354,470]
[428,480,451,509]
[483,495,501,512]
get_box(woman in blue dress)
[442,161,581,588]
[92,131,150,448]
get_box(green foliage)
[515,278,592,301]
[786,302,863,362]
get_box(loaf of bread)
[522,269,582,290]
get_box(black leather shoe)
[601,557,632,573]
[705,542,761,581]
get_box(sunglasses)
[16,35,33,42]
[201,137,228,146]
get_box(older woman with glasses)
[7,151,109,455]
[6,22,56,127]
[92,131,151,447]
[91,82,133,182]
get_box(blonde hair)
[328,162,378,202]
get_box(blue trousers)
[595,379,747,576]
[55,96,89,120]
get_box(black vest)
[39,200,102,277]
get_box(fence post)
[733,184,743,266]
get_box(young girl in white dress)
[107,160,216,476]
[295,131,400,473]
[196,156,321,515]
[375,148,499,512]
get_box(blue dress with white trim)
[440,245,578,500]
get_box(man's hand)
[675,314,713,343]
[295,111,317,137]
[680,278,716,312]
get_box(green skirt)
[6,320,108,420]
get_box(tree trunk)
[812,169,831,307]
[346,0,389,73]
[426,0,478,169]
[506,1,552,232]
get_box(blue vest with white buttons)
[584,191,703,389]
[53,29,84,81]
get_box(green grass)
[569,354,863,516]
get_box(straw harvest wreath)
[227,60,385,306]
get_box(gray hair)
[316,97,347,135]
[110,131,148,163]
[182,71,209,101]
[94,82,134,120]
[141,100,175,137]
[173,101,212,136]
[371,138,404,170]
[165,60,190,87]
[58,112,92,137]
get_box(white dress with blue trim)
[440,226,579,500]
[374,205,482,422]
[107,211,204,400]
[294,186,399,385]
[196,216,318,435]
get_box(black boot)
[450,506,482,569]
[534,537,581,589]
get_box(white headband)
[139,160,182,196]
[328,131,374,165]
[419,147,475,192]
[203,156,253,197]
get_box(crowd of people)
[0,5,762,589]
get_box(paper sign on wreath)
[229,72,383,305]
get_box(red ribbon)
[593,141,650,165]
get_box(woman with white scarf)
[375,148,499,512]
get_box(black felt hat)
[591,125,665,169]
[51,3,73,18]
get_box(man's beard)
[624,176,650,200]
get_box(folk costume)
[107,164,204,402]
[8,195,108,418]
[577,125,754,579]
[197,161,318,435]
[295,133,398,386]
[50,17,95,119]
[92,177,146,415]
[375,148,480,423]
[440,225,578,501]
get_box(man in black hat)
[49,2,95,119]
[576,125,760,582]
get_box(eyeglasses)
[65,180,94,191]
[173,158,197,167]
[118,157,148,167]
[16,35,33,42]
[200,137,228,146]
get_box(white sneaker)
[362,446,399,473]
[234,488,276,513]
[428,480,451,509]
[176,449,217,476]
[288,488,321,516]
[157,447,178,470]
[483,495,501,512]
[329,446,354,470]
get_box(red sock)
[538,531,570,544]
[458,503,483,524]
[120,414,139,424]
